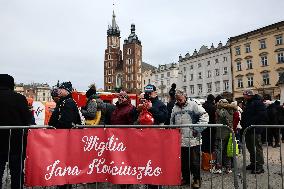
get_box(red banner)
[25,128,181,186]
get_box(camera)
[144,92,150,100]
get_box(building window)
[278,52,284,63]
[148,79,150,84]
[207,61,210,66]
[190,85,194,94]
[108,62,111,68]
[207,83,212,93]
[261,56,268,66]
[247,76,254,87]
[237,78,243,88]
[215,59,219,63]
[183,86,187,93]
[167,72,170,77]
[190,65,193,70]
[224,57,227,62]
[259,40,266,49]
[108,86,111,90]
[198,72,202,79]
[215,81,220,92]
[127,48,131,55]
[184,67,186,71]
[198,63,201,68]
[190,74,193,81]
[108,77,112,83]
[167,80,170,86]
[223,80,229,91]
[198,84,202,94]
[215,69,220,76]
[276,35,283,45]
[263,73,270,85]
[108,54,111,60]
[143,80,146,85]
[43,93,45,96]
[223,67,228,75]
[245,44,251,53]
[183,75,187,82]
[207,70,211,78]
[246,59,253,69]
[235,47,241,55]
[237,62,242,71]
[161,74,164,78]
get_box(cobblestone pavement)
[2,144,284,189]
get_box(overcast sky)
[1,0,283,91]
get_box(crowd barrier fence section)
[1,124,238,189]
[242,125,284,189]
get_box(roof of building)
[230,20,284,42]
[179,41,229,62]
[142,62,156,72]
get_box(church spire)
[107,10,120,37]
[112,10,118,29]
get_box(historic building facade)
[178,42,232,99]
[230,21,284,99]
[151,63,179,102]
[104,12,142,94]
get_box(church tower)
[123,24,142,94]
[104,11,123,92]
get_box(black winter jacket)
[0,88,31,154]
[148,97,168,125]
[241,95,268,134]
[48,95,81,129]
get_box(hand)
[146,101,152,109]
[192,130,198,137]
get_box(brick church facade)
[104,11,142,94]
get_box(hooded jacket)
[215,99,237,139]
[170,98,209,147]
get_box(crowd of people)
[1,74,284,189]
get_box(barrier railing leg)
[279,129,284,189]
[242,129,247,189]
[266,128,270,189]
[209,127,213,189]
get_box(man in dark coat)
[267,100,282,147]
[165,83,176,125]
[49,82,82,129]
[138,84,168,126]
[202,94,216,153]
[0,74,32,189]
[137,84,168,189]
[241,89,268,174]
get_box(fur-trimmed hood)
[217,100,238,111]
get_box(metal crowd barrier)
[0,124,239,189]
[242,125,284,189]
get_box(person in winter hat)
[211,99,237,174]
[49,81,82,129]
[0,74,31,189]
[81,84,99,120]
[137,84,168,125]
[241,89,267,174]
[170,89,209,188]
[202,94,217,153]
[165,83,177,125]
